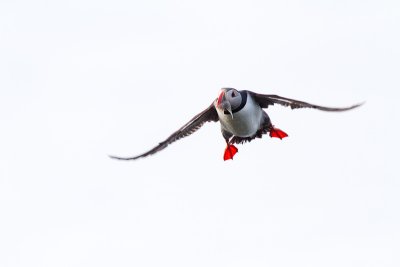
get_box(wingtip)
[334,101,365,112]
[351,101,365,110]
[108,155,137,161]
[109,155,121,160]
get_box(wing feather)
[110,102,219,160]
[248,91,363,111]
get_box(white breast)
[216,94,263,137]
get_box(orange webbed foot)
[223,144,238,161]
[269,127,288,139]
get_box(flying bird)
[110,88,362,161]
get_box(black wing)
[248,91,363,111]
[109,102,219,160]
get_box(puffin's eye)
[231,91,236,97]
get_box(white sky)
[1,0,399,266]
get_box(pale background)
[1,0,399,266]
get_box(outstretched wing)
[247,91,363,111]
[109,102,219,160]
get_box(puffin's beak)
[217,91,225,106]
[217,91,233,118]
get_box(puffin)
[110,88,362,161]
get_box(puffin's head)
[216,88,242,118]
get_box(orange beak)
[217,90,225,106]
[216,90,233,118]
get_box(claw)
[223,144,238,161]
[269,127,288,139]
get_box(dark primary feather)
[248,91,363,111]
[109,102,219,160]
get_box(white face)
[224,88,242,110]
